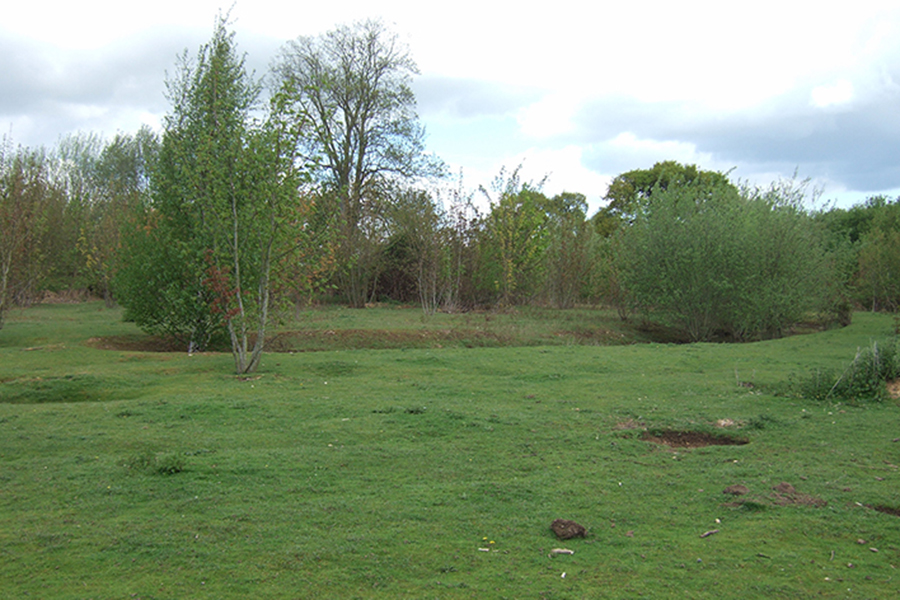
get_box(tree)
[616,177,828,341]
[76,128,157,307]
[542,192,592,308]
[478,167,550,307]
[387,187,450,314]
[0,141,53,328]
[117,14,312,373]
[854,198,900,312]
[594,161,734,234]
[274,19,443,307]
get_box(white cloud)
[811,80,854,108]
[516,93,583,139]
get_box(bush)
[790,337,900,403]
[616,178,829,341]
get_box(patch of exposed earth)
[722,481,827,508]
[85,326,631,353]
[641,430,749,448]
[888,379,900,400]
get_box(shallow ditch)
[640,429,749,448]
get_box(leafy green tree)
[274,19,443,307]
[387,187,450,314]
[855,199,900,312]
[478,167,550,307]
[595,160,734,234]
[617,177,828,341]
[76,128,158,307]
[0,141,53,327]
[542,192,591,308]
[117,14,313,373]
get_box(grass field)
[1,302,899,598]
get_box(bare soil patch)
[641,430,748,448]
[721,482,827,509]
[85,335,189,353]
[887,379,900,400]
[871,504,900,517]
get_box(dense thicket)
[615,178,830,341]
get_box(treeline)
[2,16,900,371]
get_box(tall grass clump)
[790,337,900,402]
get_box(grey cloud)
[573,66,900,195]
[413,75,541,119]
[0,26,282,148]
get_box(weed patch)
[788,337,900,403]
[122,451,186,475]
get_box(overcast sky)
[3,1,900,212]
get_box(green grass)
[1,303,899,598]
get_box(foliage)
[854,199,900,312]
[594,160,735,234]
[0,141,53,327]
[788,337,900,403]
[541,191,593,308]
[275,19,444,307]
[117,13,319,373]
[617,176,829,341]
[478,166,551,306]
[385,187,451,314]
[75,128,158,307]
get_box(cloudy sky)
[3,1,900,212]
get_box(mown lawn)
[1,303,898,598]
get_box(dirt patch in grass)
[87,328,518,353]
[86,335,189,352]
[870,504,900,517]
[641,430,749,448]
[268,328,514,351]
[722,482,827,509]
[887,379,900,400]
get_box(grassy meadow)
[1,302,899,598]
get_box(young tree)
[388,187,449,314]
[117,14,313,373]
[274,19,443,307]
[77,128,157,307]
[479,167,550,307]
[0,141,52,328]
[542,192,591,308]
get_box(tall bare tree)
[275,19,442,306]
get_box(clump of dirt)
[551,519,587,540]
[641,430,748,448]
[769,482,827,507]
